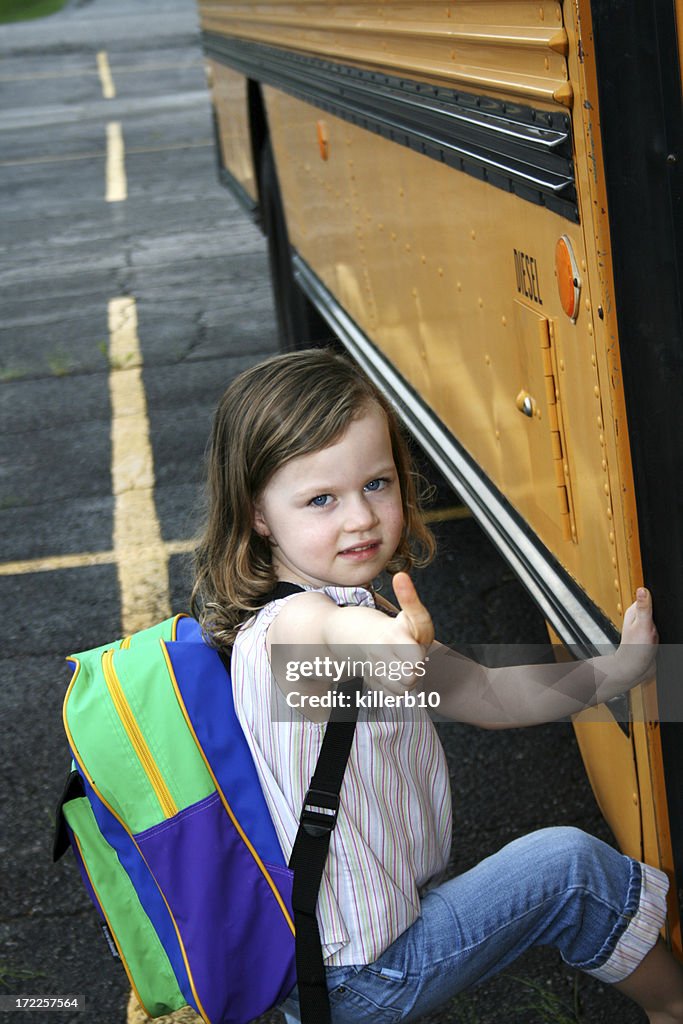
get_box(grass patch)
[443,976,584,1024]
[46,348,72,377]
[0,364,30,382]
[0,0,69,24]
[509,975,583,1023]
[0,960,45,988]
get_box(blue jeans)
[280,827,649,1023]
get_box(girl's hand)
[370,572,434,694]
[271,577,435,699]
[392,571,435,648]
[614,587,659,682]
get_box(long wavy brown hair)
[191,349,435,650]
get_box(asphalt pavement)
[0,2,646,1022]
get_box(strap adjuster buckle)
[301,787,340,838]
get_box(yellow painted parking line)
[0,506,464,583]
[0,508,470,579]
[165,539,197,557]
[0,551,116,576]
[108,297,170,633]
[0,538,197,579]
[422,505,472,524]
[97,50,116,99]
[105,122,127,202]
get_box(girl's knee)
[545,825,601,856]
[513,829,636,968]
[521,826,602,861]
[521,827,621,887]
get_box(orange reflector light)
[317,120,329,161]
[555,235,581,321]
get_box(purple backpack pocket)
[135,791,295,1023]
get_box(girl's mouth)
[339,541,380,561]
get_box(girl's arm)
[268,573,433,654]
[421,588,659,728]
[267,576,658,727]
[266,577,434,710]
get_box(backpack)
[53,600,360,1024]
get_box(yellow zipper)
[102,649,178,819]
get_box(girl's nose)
[344,494,378,532]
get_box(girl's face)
[253,404,404,589]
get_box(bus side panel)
[198,0,682,951]
[580,0,683,955]
[199,0,571,108]
[262,85,625,624]
[206,60,258,204]
[256,3,681,947]
[572,714,642,859]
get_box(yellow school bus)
[196,1,683,954]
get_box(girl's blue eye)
[364,478,387,492]
[310,494,332,507]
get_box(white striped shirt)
[231,584,452,966]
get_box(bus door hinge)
[541,318,577,543]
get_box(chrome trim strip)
[417,97,569,152]
[293,253,617,654]
[202,32,578,221]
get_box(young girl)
[192,348,683,1023]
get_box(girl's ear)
[252,505,271,538]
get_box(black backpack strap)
[269,582,361,1022]
[52,769,86,862]
[289,677,361,1024]
[225,579,360,1023]
[271,581,306,600]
